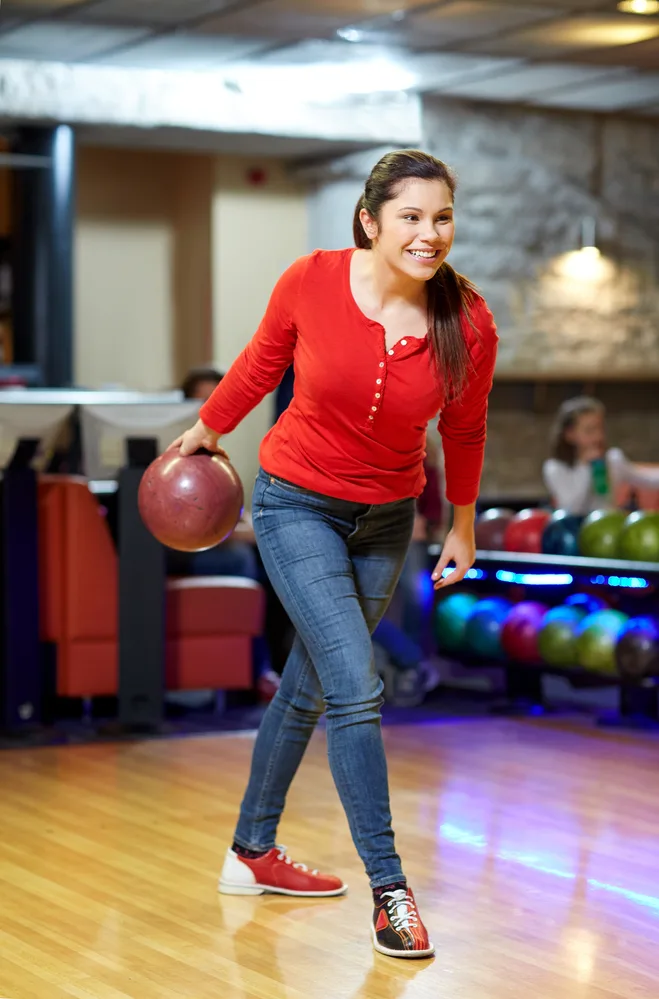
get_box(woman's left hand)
[431,527,476,589]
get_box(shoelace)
[382,889,419,932]
[276,845,319,875]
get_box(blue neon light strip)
[439,568,650,588]
[590,574,649,589]
[495,569,574,586]
[441,567,487,580]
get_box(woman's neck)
[360,248,427,310]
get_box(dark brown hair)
[550,396,604,467]
[181,366,223,399]
[353,148,477,398]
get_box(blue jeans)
[233,469,415,888]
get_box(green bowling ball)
[434,592,480,653]
[578,509,627,559]
[576,609,629,674]
[618,511,659,563]
[538,618,580,668]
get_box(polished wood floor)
[1,716,658,998]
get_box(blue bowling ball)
[542,510,584,557]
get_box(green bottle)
[591,457,609,497]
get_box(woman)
[173,149,498,959]
[543,396,659,515]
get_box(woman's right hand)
[169,419,229,460]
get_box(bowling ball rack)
[428,546,659,730]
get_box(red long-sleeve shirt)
[200,248,498,506]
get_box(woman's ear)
[359,208,378,242]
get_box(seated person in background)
[543,396,659,516]
[168,366,279,702]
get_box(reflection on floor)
[1,715,658,998]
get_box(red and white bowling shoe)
[218,845,348,897]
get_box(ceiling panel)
[199,9,349,39]
[359,0,561,49]
[273,0,423,13]
[534,72,659,110]
[198,0,436,39]
[254,38,514,76]
[1,0,87,9]
[94,33,269,68]
[75,0,249,27]
[427,61,630,100]
[412,1,559,40]
[489,0,621,6]
[0,20,149,60]
[0,0,656,117]
[464,14,659,58]
[571,36,659,70]
[250,41,526,92]
[0,17,23,34]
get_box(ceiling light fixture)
[580,216,600,259]
[337,27,364,42]
[617,0,659,13]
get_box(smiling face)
[359,178,455,282]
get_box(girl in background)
[543,396,659,514]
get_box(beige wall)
[172,154,213,385]
[211,157,308,496]
[75,147,215,392]
[75,147,178,391]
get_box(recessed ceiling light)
[337,27,364,42]
[617,0,659,13]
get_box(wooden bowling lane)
[1,718,658,998]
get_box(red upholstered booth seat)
[38,476,263,698]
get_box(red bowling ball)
[474,507,515,551]
[503,508,552,554]
[138,448,244,552]
[501,601,549,664]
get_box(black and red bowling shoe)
[372,885,435,959]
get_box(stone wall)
[423,99,659,377]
